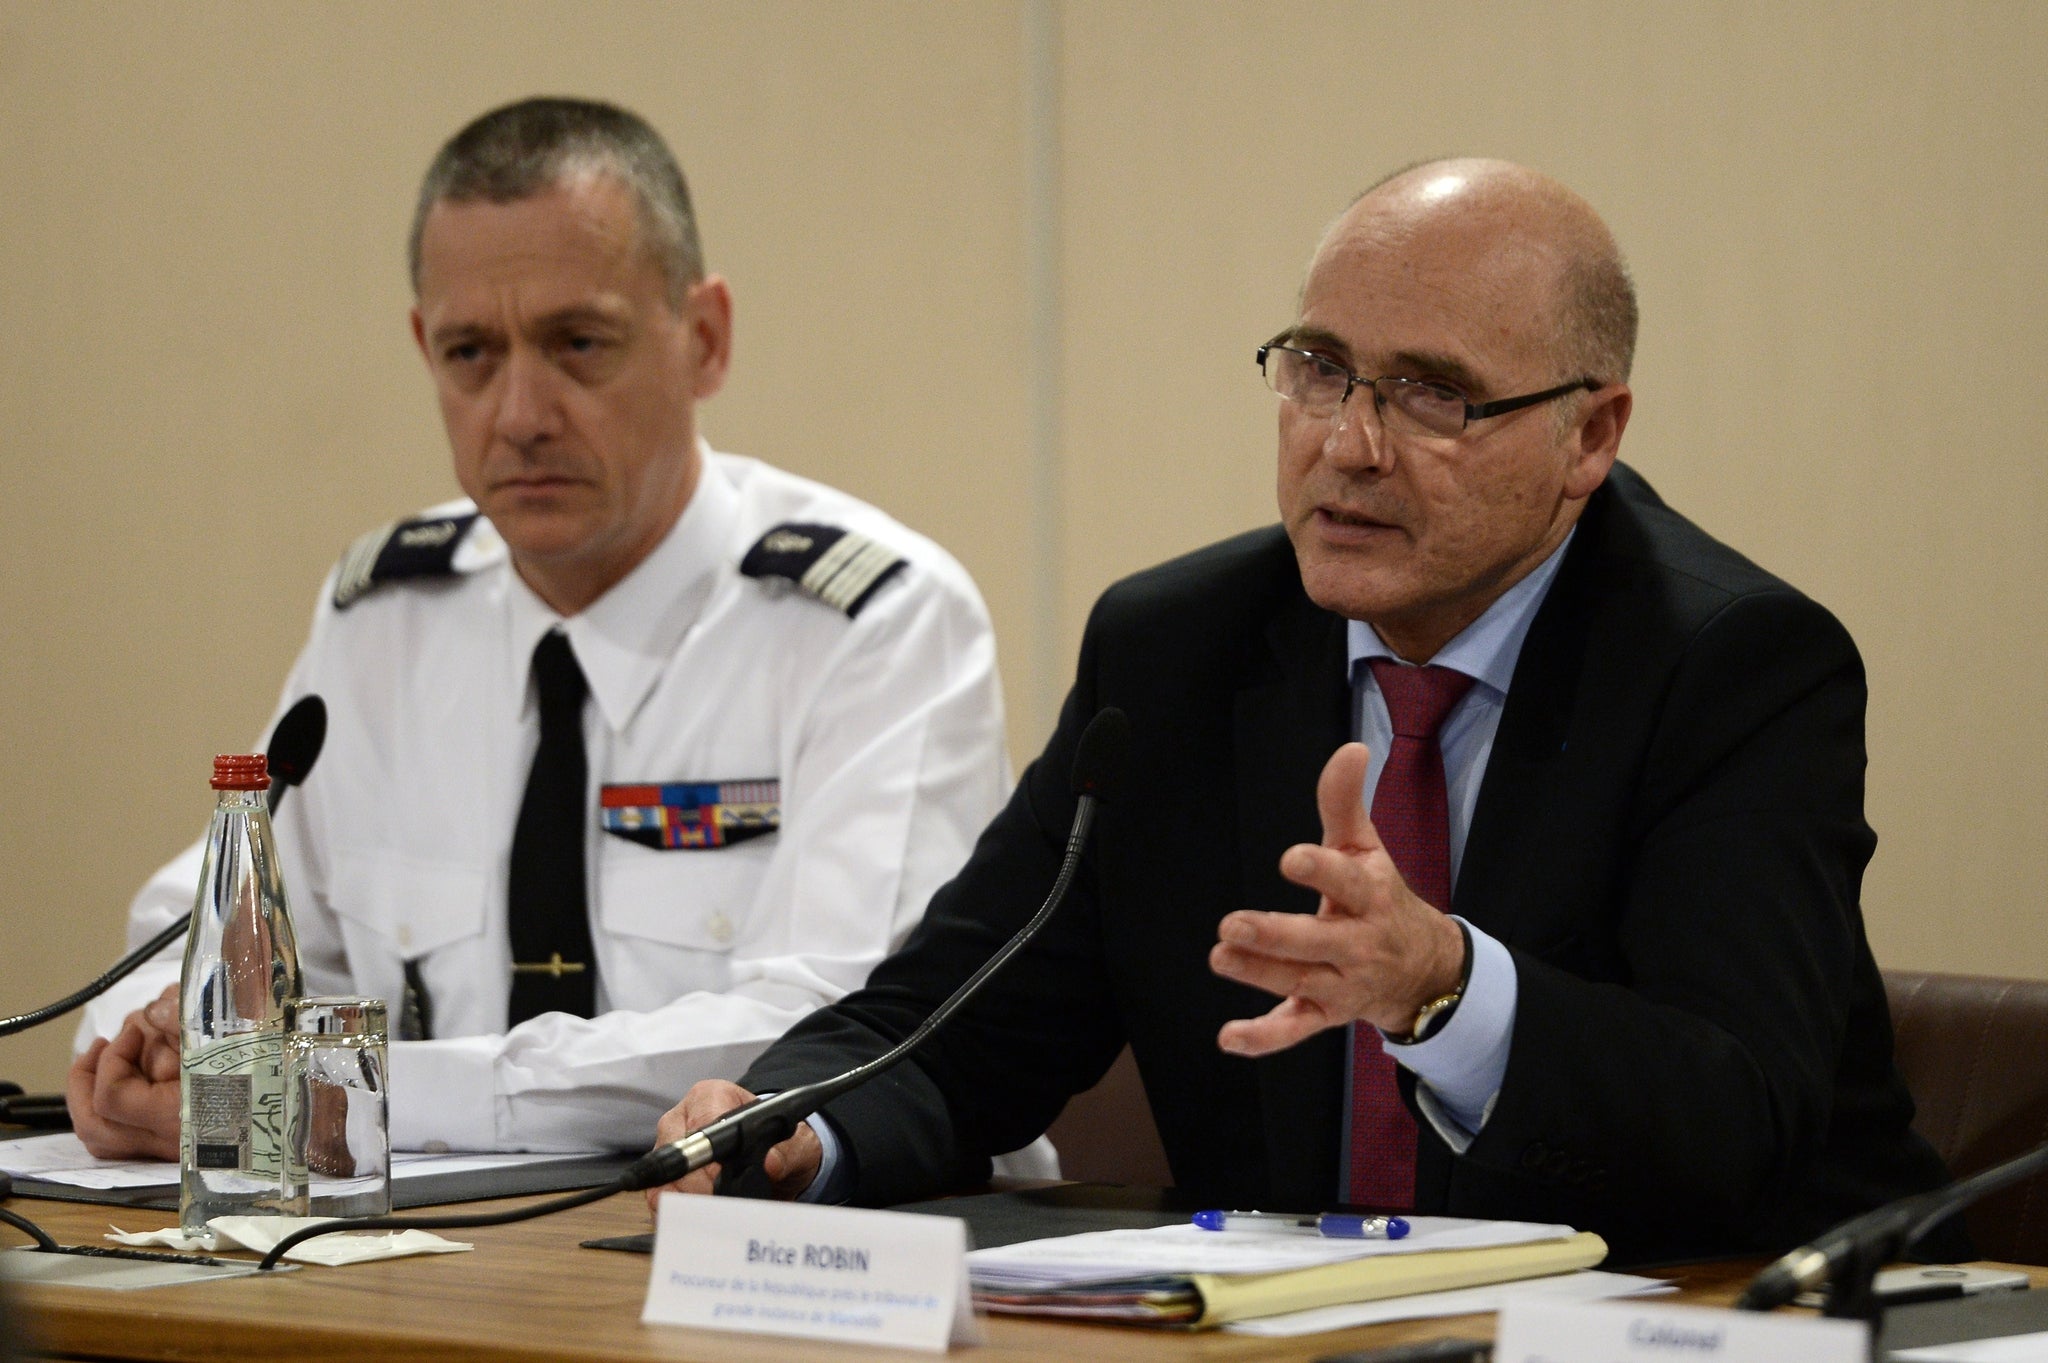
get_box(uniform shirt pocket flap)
[328,849,489,959]
[600,849,765,953]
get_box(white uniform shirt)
[86,448,1025,1156]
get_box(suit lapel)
[1233,584,1351,1204]
[1232,595,1347,916]
[1453,494,1603,944]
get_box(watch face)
[1410,991,1462,1043]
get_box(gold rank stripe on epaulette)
[331,512,480,610]
[739,522,909,619]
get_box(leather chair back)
[1885,969,2048,1265]
[1045,973,2048,1265]
[1044,1046,1172,1187]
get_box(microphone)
[1738,1140,2048,1318]
[622,706,1133,1195]
[264,695,328,812]
[0,695,329,1038]
[1736,1203,1921,1316]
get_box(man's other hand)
[1210,742,1466,1057]
[645,1080,823,1213]
[66,984,180,1160]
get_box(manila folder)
[1189,1229,1609,1328]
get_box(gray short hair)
[409,97,704,306]
[1558,251,1638,386]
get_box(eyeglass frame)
[1255,337,1601,435]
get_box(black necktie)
[507,631,597,1026]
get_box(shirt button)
[707,913,734,945]
[397,924,413,949]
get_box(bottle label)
[184,1033,285,1177]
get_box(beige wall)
[2,1,2043,1093]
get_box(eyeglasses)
[1256,338,1598,438]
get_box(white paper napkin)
[107,1216,471,1266]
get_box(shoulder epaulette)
[331,511,481,610]
[739,522,908,619]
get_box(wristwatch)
[1390,918,1475,1046]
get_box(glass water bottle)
[179,752,306,1233]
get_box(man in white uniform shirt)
[66,97,1036,1164]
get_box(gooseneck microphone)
[260,694,328,812]
[621,705,1133,1195]
[1737,1139,2048,1320]
[0,695,328,1038]
[254,706,1132,1270]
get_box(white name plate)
[1497,1298,1868,1363]
[641,1193,981,1352]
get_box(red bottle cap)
[211,754,270,791]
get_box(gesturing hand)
[1210,742,1465,1056]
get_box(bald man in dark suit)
[651,160,1951,1265]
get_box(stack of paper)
[0,1131,597,1192]
[967,1216,1613,1328]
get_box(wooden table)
[18,1190,2015,1363]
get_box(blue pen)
[1191,1210,1410,1239]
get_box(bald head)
[1275,156,1636,657]
[1333,159,1637,386]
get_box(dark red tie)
[1346,659,1475,1209]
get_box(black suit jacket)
[744,465,1951,1264]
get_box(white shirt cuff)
[388,1036,500,1151]
[1385,917,1517,1152]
